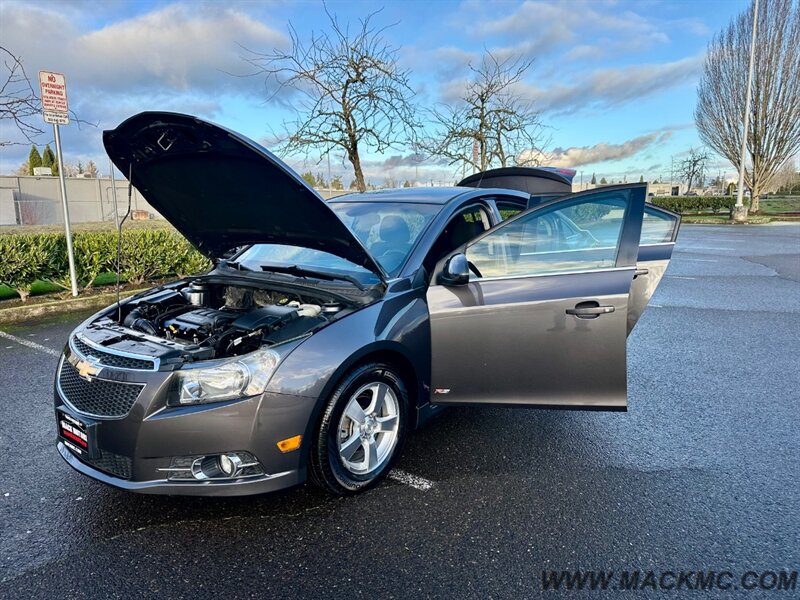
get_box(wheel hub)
[361,417,377,437]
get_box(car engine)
[79,279,346,363]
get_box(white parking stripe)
[388,469,434,491]
[0,330,61,357]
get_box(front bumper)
[57,442,302,496]
[54,344,317,496]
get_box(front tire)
[309,362,408,495]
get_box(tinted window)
[466,192,628,279]
[424,205,489,272]
[330,202,440,275]
[641,205,678,244]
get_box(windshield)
[235,244,382,285]
[330,201,439,275]
[235,201,439,281]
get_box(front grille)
[82,448,132,480]
[58,360,144,418]
[71,336,155,370]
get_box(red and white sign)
[39,70,69,114]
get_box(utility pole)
[734,0,759,222]
[109,160,120,228]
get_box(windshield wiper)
[259,264,365,291]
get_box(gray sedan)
[54,112,679,496]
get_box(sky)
[0,0,750,184]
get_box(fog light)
[160,452,264,481]
[218,453,241,477]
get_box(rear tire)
[309,362,408,495]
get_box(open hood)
[103,112,385,279]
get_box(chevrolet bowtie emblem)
[75,359,100,381]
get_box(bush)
[650,196,747,215]
[0,233,65,301]
[0,228,210,301]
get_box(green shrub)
[0,228,211,300]
[0,233,64,301]
[650,196,747,215]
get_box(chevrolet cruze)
[55,112,679,496]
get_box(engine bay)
[79,279,348,364]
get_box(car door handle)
[566,302,615,318]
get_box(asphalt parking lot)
[1,224,798,598]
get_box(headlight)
[169,348,280,406]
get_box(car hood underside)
[103,112,385,279]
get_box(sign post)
[39,71,78,296]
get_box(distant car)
[54,113,680,496]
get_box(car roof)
[330,187,474,205]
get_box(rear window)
[641,206,678,245]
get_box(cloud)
[543,131,673,168]
[1,3,285,94]
[524,56,703,115]
[467,0,670,56]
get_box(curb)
[0,288,145,325]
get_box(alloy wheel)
[336,381,400,475]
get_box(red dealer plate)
[58,411,93,457]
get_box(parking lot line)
[388,469,434,491]
[0,330,60,358]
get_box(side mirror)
[438,253,470,286]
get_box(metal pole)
[326,152,331,194]
[54,123,78,296]
[736,0,759,211]
[109,160,119,228]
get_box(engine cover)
[163,308,238,339]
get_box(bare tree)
[421,51,547,174]
[695,0,800,213]
[0,46,44,146]
[677,147,710,193]
[243,7,418,192]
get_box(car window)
[424,205,490,273]
[330,202,440,276]
[496,200,525,221]
[466,191,629,279]
[641,205,678,244]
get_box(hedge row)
[0,229,211,301]
[650,196,747,215]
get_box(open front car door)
[427,184,647,410]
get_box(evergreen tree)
[28,145,42,175]
[330,176,343,190]
[639,175,644,182]
[590,173,596,185]
[42,144,55,175]
[315,172,327,188]
[599,177,607,184]
[76,161,84,174]
[402,180,412,188]
[300,171,317,187]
